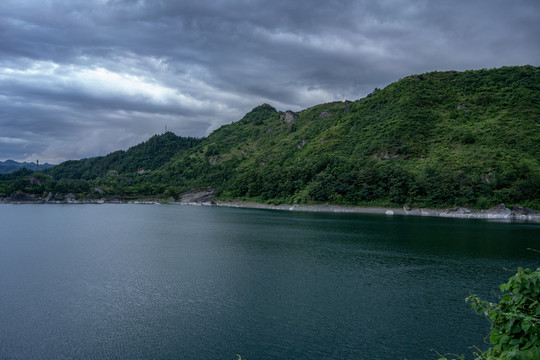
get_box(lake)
[0,204,538,359]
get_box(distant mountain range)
[0,160,55,174]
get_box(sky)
[1,0,539,163]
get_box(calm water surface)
[0,204,538,359]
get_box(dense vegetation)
[1,66,539,209]
[438,267,540,360]
[0,132,201,197]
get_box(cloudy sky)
[1,0,539,163]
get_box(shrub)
[466,267,540,359]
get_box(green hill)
[0,132,201,197]
[153,65,540,209]
[45,131,201,180]
[2,65,539,209]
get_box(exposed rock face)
[177,188,216,204]
[298,139,308,149]
[449,206,471,214]
[319,111,332,118]
[44,192,71,203]
[209,157,220,165]
[401,202,540,222]
[489,203,512,216]
[512,206,537,215]
[373,150,399,160]
[280,110,298,123]
[457,104,469,110]
[344,101,351,113]
[28,176,44,185]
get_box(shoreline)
[211,200,540,223]
[2,195,540,223]
[213,200,403,215]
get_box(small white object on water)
[385,210,394,216]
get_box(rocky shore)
[214,201,540,222]
[2,190,539,223]
[168,188,540,222]
[0,192,164,205]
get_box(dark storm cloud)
[1,0,539,162]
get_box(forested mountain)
[45,132,201,180]
[2,66,539,209]
[0,132,201,196]
[0,160,54,174]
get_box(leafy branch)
[465,267,540,359]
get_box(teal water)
[0,204,538,359]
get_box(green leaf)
[506,319,516,332]
[500,335,511,344]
